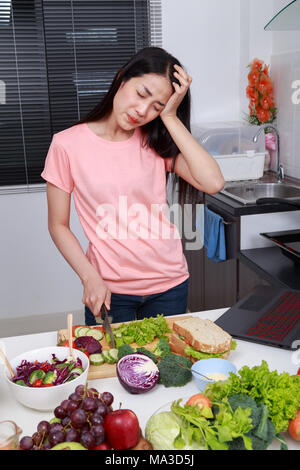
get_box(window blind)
[0,0,162,190]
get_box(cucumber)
[107,348,119,363]
[15,379,26,386]
[102,350,114,364]
[43,371,56,385]
[89,353,105,366]
[74,326,90,338]
[70,366,84,375]
[29,369,46,385]
[86,328,103,341]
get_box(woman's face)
[113,73,173,129]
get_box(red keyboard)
[246,291,300,341]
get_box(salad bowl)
[3,346,89,411]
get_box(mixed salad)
[11,354,84,388]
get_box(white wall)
[0,0,282,320]
[0,191,88,320]
[162,0,241,122]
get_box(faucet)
[252,124,284,183]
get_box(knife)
[101,304,116,348]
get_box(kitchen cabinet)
[182,200,270,312]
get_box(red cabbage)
[116,353,159,394]
[74,336,102,354]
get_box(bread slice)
[172,317,232,355]
[169,333,230,361]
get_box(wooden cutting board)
[57,315,193,380]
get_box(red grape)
[20,436,33,450]
[67,400,80,414]
[68,392,82,402]
[90,413,104,426]
[70,408,87,428]
[75,384,85,396]
[87,388,99,398]
[80,431,96,450]
[101,392,113,406]
[65,428,80,442]
[82,397,98,412]
[95,401,107,416]
[90,424,105,442]
[37,421,50,434]
[54,405,67,419]
[49,422,63,433]
[48,430,65,447]
[60,399,71,411]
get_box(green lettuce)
[204,360,300,433]
[108,314,172,347]
[184,340,237,360]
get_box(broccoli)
[228,394,261,428]
[117,344,159,363]
[135,347,158,363]
[158,353,193,387]
[117,344,135,360]
[152,338,171,358]
[228,394,277,450]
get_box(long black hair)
[75,47,201,205]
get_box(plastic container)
[0,421,22,450]
[191,121,267,181]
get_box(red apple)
[104,409,140,450]
[92,442,111,450]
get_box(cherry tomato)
[33,379,43,387]
[186,393,212,409]
[43,384,54,387]
[289,409,300,441]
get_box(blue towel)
[204,206,226,262]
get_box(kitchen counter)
[0,308,299,451]
[206,172,300,216]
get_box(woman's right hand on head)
[81,272,111,317]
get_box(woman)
[41,47,224,325]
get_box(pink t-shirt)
[41,123,189,295]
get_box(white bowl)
[191,358,237,392]
[4,347,89,411]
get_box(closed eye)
[137,90,161,112]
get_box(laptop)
[215,285,300,349]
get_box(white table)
[1,308,299,450]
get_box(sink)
[221,183,300,205]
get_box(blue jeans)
[84,278,189,325]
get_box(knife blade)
[101,304,116,348]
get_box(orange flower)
[257,74,273,95]
[251,58,264,71]
[262,64,269,75]
[261,96,270,110]
[248,70,260,86]
[246,85,258,100]
[256,106,271,123]
[246,58,277,125]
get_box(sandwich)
[169,317,236,362]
